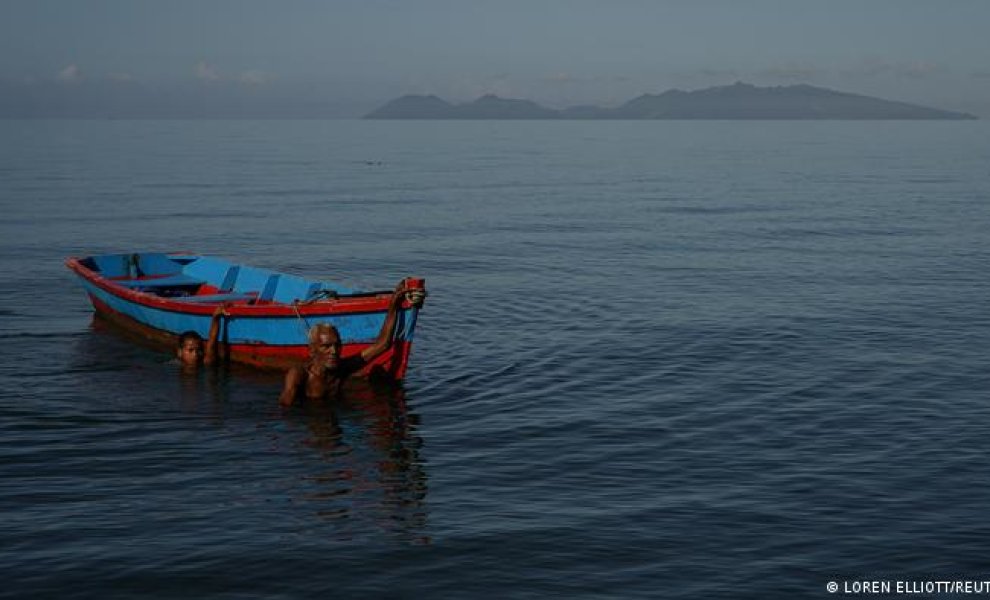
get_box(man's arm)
[359,279,425,364]
[359,284,406,364]
[203,305,227,366]
[279,366,304,407]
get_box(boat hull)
[67,253,423,377]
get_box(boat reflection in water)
[77,315,430,545]
[286,378,430,544]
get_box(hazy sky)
[2,0,989,116]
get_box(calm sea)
[2,119,989,599]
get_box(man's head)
[177,331,204,365]
[308,323,342,369]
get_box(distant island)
[364,82,977,120]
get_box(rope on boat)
[291,301,310,336]
[291,289,341,334]
[290,285,425,339]
[290,288,346,342]
[299,289,339,304]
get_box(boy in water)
[278,280,425,407]
[176,305,227,368]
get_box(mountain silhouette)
[365,82,977,120]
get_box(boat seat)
[219,266,240,292]
[115,274,205,288]
[178,292,258,304]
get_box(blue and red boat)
[66,252,425,378]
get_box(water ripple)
[3,120,990,598]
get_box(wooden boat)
[66,252,425,377]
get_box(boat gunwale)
[65,256,413,319]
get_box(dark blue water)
[2,120,989,599]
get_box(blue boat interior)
[80,252,359,305]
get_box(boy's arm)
[203,305,227,366]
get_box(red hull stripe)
[89,294,412,377]
[66,257,407,318]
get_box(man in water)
[176,305,227,368]
[278,280,425,407]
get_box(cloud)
[899,61,945,79]
[697,68,740,79]
[106,72,134,82]
[972,71,990,79]
[759,63,828,81]
[195,61,220,81]
[671,68,740,82]
[844,59,947,80]
[237,70,269,85]
[194,62,270,85]
[545,72,583,84]
[542,73,633,86]
[56,64,82,83]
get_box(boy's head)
[177,331,204,365]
